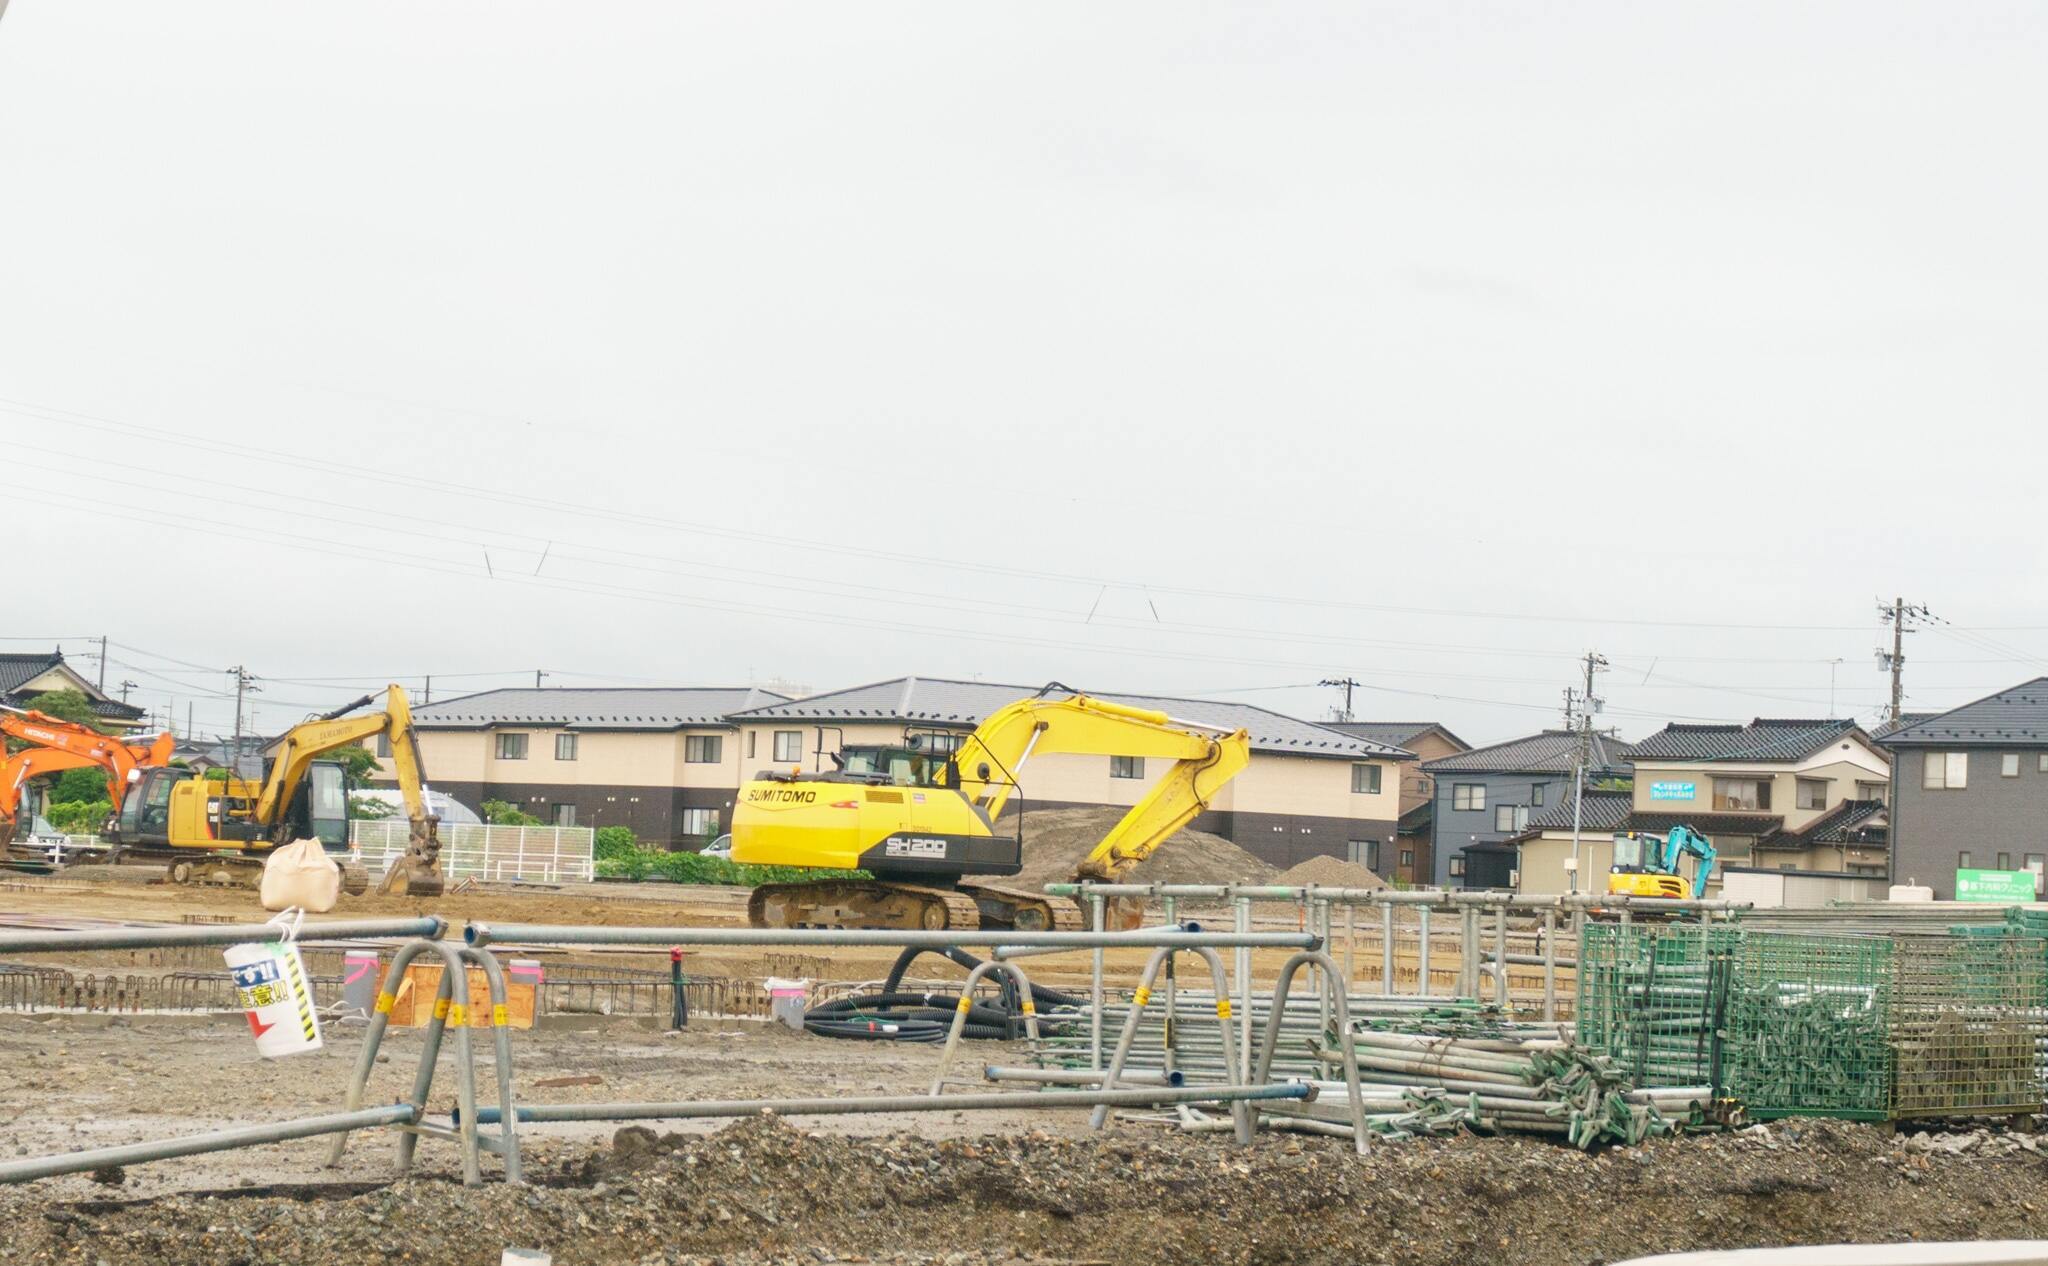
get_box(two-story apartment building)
[1423,730,1634,888]
[1879,679,2048,899]
[728,677,1414,870]
[364,687,789,844]
[1622,718,1891,885]
[1324,722,1469,882]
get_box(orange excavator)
[0,707,175,856]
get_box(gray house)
[1422,730,1634,888]
[1878,678,2048,899]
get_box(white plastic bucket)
[764,976,810,1032]
[225,940,324,1057]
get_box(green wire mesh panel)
[1886,932,2048,1119]
[1723,931,1892,1121]
[1575,922,1737,1087]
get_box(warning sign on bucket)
[225,913,323,1058]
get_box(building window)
[376,733,391,758]
[494,733,528,760]
[551,803,576,828]
[2004,754,2021,777]
[2040,754,2048,774]
[1997,851,2014,871]
[1856,780,1886,801]
[1531,783,1544,808]
[555,733,578,761]
[2028,854,2047,894]
[680,807,719,838]
[684,734,724,764]
[1713,778,1771,812]
[1453,783,1485,811]
[1349,839,1382,872]
[1493,804,1528,833]
[746,731,757,759]
[1351,764,1382,795]
[1448,856,1465,878]
[1795,778,1827,811]
[1959,850,1973,871]
[772,730,803,762]
[1399,849,1415,868]
[1924,751,1968,790]
[1110,755,1144,780]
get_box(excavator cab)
[832,745,953,789]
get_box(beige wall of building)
[1631,740,1889,829]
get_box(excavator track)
[747,880,985,931]
[958,883,1087,932]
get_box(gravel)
[1009,808,1279,889]
[8,1115,2048,1265]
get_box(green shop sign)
[1956,868,2038,902]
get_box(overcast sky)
[1,2,2043,745]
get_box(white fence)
[349,821,595,885]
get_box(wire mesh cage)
[1886,932,2047,1119]
[1722,930,1892,1120]
[1574,921,1737,1087]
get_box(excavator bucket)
[376,816,444,897]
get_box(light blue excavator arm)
[1660,825,1718,898]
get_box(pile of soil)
[1010,806,1278,888]
[12,1115,2048,1265]
[1276,854,1387,889]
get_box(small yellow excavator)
[112,684,443,896]
[732,686,1252,931]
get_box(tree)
[19,689,104,731]
[349,794,395,820]
[47,767,113,803]
[481,798,546,827]
[321,743,381,784]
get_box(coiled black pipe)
[804,945,1084,1042]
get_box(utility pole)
[96,635,108,692]
[186,702,194,741]
[535,670,549,690]
[229,666,258,772]
[423,675,432,705]
[117,680,137,704]
[1318,677,1360,723]
[1567,651,1608,894]
[1877,598,1929,723]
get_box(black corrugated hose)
[802,944,1086,1042]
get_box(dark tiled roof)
[1525,789,1632,833]
[728,677,1407,760]
[1624,811,1783,838]
[1629,718,1865,763]
[1870,712,1940,740]
[1876,679,2048,747]
[1422,730,1633,776]
[1783,798,1889,846]
[414,686,789,730]
[0,652,61,695]
[1397,800,1433,832]
[1324,721,1469,753]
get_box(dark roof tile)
[1422,730,1633,775]
[1876,679,2048,747]
[1629,718,1865,763]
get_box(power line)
[2,398,1878,632]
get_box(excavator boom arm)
[254,687,430,833]
[0,709,174,832]
[946,690,1253,884]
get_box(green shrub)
[594,826,639,861]
[481,799,546,827]
[42,799,111,835]
[594,841,864,887]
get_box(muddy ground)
[5,1105,2048,1265]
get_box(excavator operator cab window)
[122,768,176,838]
[1611,833,1643,871]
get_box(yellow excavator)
[732,687,1252,931]
[112,684,444,896]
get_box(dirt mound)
[1276,854,1386,889]
[13,1115,2048,1266]
[1011,806,1278,888]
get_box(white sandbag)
[259,837,341,913]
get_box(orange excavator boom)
[0,708,175,847]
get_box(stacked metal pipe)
[1303,1026,1700,1148]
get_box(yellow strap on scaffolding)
[1216,999,1233,1020]
[492,1004,509,1028]
[955,995,973,1014]
[1020,1000,1036,1015]
[1133,986,1151,1008]
[432,997,451,1021]
[448,1003,468,1026]
[374,992,395,1015]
